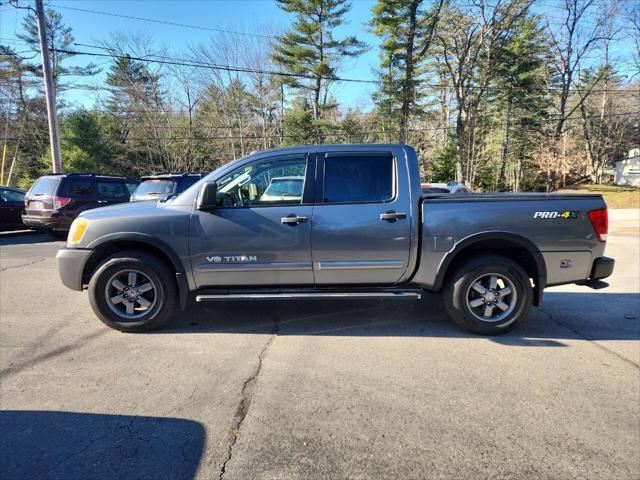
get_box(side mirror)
[197,182,218,210]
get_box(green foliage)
[59,110,110,172]
[341,111,365,142]
[273,0,366,117]
[370,0,445,141]
[428,134,456,182]
[282,106,317,145]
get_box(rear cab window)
[322,154,394,203]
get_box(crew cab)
[56,144,614,335]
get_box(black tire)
[88,250,177,332]
[443,254,532,335]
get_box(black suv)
[23,173,139,233]
[130,173,207,202]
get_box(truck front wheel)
[443,254,533,335]
[88,251,177,332]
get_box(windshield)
[133,179,176,196]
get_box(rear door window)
[323,155,393,203]
[29,177,60,196]
[97,181,129,198]
[60,178,95,196]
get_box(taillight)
[53,196,71,209]
[588,208,608,242]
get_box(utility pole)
[35,0,62,173]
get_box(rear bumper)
[56,248,93,291]
[22,212,72,231]
[590,256,614,280]
[574,256,615,289]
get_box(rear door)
[311,151,412,285]
[58,177,97,217]
[95,180,131,207]
[0,189,25,228]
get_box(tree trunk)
[399,0,419,144]
[455,111,465,182]
[498,95,513,189]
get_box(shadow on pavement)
[0,410,205,480]
[0,231,64,246]
[158,291,639,345]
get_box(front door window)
[216,157,307,207]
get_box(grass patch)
[561,184,640,209]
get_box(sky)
[1,0,383,110]
[1,0,636,112]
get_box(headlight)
[68,218,89,246]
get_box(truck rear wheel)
[88,251,177,332]
[443,254,532,335]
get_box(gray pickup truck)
[56,144,614,335]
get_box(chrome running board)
[195,289,422,302]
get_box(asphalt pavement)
[0,210,638,480]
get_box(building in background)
[613,149,640,187]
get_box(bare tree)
[437,0,530,182]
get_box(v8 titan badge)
[533,210,578,219]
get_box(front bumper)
[56,248,93,291]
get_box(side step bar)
[195,289,422,302]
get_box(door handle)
[97,200,108,204]
[380,211,407,222]
[281,214,307,225]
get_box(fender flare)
[85,232,190,310]
[433,231,547,305]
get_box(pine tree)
[494,15,551,191]
[370,0,446,143]
[273,0,366,120]
[16,8,100,92]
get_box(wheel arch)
[434,232,547,306]
[82,233,189,310]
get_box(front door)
[311,151,412,285]
[190,153,315,287]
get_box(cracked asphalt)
[1,210,638,480]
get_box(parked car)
[0,187,26,231]
[22,173,138,233]
[130,173,207,202]
[260,176,305,202]
[57,144,613,335]
[421,182,472,194]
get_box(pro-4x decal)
[533,211,578,219]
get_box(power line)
[53,4,274,40]
[50,46,640,95]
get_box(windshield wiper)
[160,193,178,202]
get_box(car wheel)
[443,254,532,335]
[88,250,177,332]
